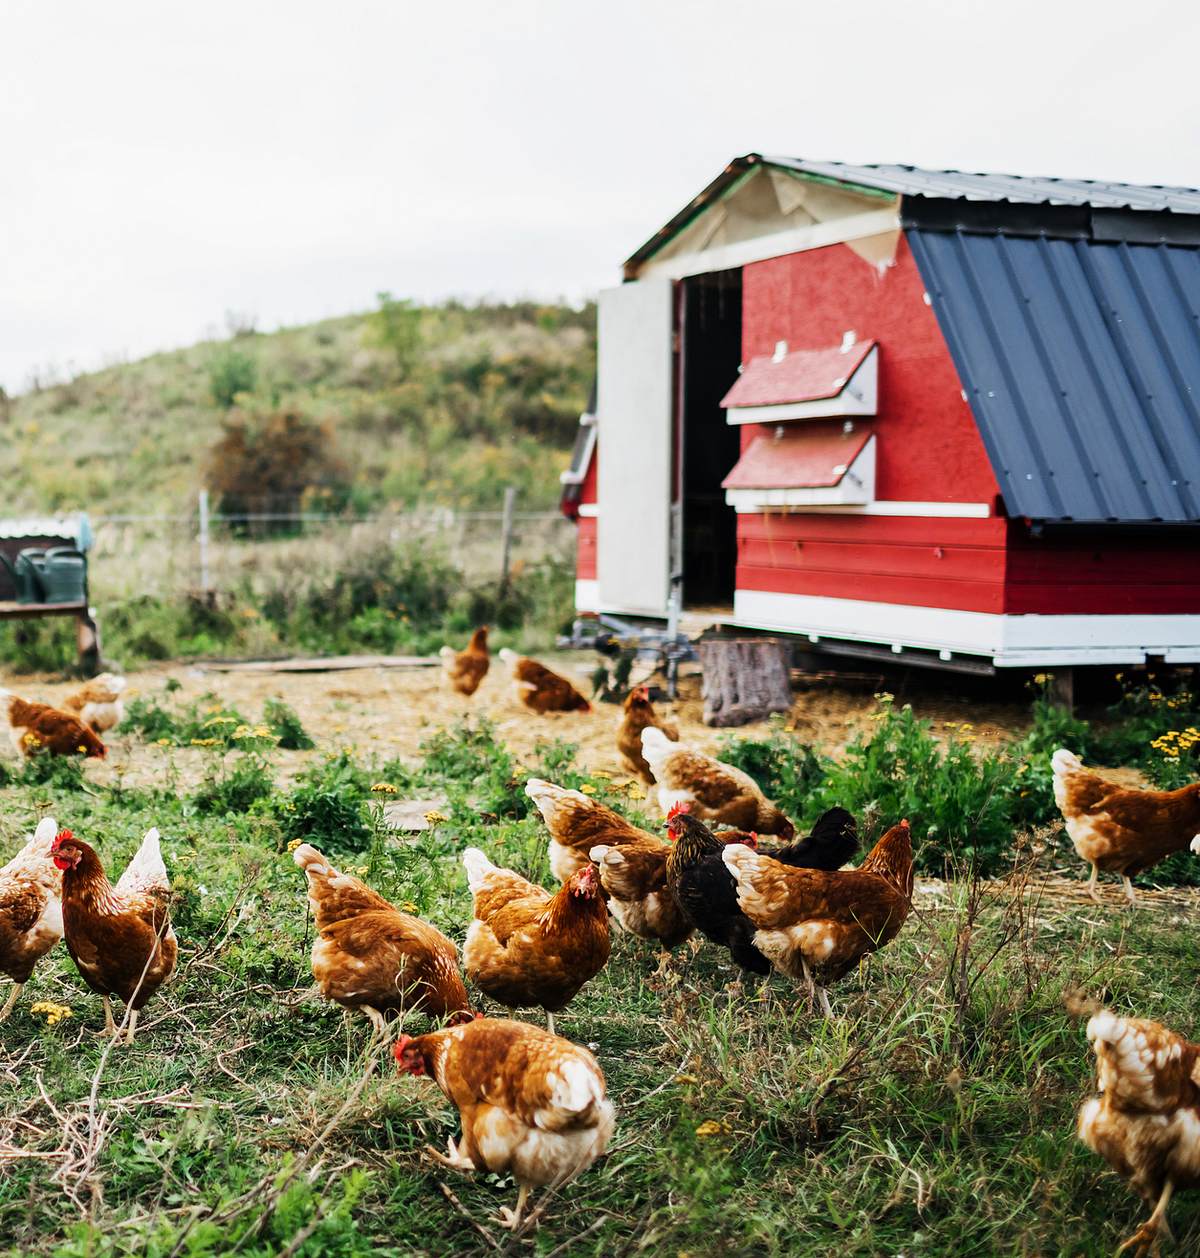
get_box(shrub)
[418,718,529,820]
[275,752,373,853]
[191,755,275,815]
[367,292,422,377]
[208,346,257,408]
[207,409,349,524]
[264,697,314,750]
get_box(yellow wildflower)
[674,1074,699,1085]
[402,901,419,913]
[695,1120,731,1138]
[30,1000,73,1026]
[1033,673,1051,685]
[286,838,303,853]
[371,783,398,794]
[580,784,597,795]
[424,809,450,825]
[76,745,87,754]
[627,787,646,801]
[156,737,173,747]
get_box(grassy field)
[5,299,593,517]
[2,683,1200,1257]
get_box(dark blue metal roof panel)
[907,230,1200,523]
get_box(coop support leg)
[1050,667,1074,711]
[76,609,101,678]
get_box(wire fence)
[85,496,575,604]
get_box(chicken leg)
[497,1184,531,1230]
[123,1007,140,1045]
[91,995,118,1038]
[1117,1179,1174,1256]
[361,1005,388,1038]
[0,982,23,1022]
[546,1012,556,1038]
[1086,864,1100,902]
[1122,876,1138,907]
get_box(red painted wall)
[1004,526,1200,614]
[579,452,597,506]
[733,237,1006,613]
[577,516,597,581]
[736,514,1009,613]
[740,235,998,503]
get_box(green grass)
[2,720,1199,1256]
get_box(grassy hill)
[5,299,595,515]
[0,300,593,671]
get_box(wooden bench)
[0,528,102,676]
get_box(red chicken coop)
[561,154,1200,679]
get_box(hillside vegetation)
[6,299,595,515]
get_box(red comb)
[51,828,74,850]
[666,801,691,821]
[392,1034,415,1061]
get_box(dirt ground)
[3,651,1033,792]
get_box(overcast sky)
[4,0,1198,391]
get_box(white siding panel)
[596,280,674,615]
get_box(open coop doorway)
[679,267,742,610]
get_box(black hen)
[664,809,769,976]
[765,806,858,871]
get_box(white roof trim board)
[0,515,92,550]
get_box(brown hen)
[617,686,678,783]
[461,847,609,1035]
[2,692,106,759]
[52,827,176,1043]
[439,627,490,697]
[722,819,913,1015]
[641,726,794,838]
[525,777,692,948]
[395,1016,614,1229]
[293,842,472,1034]
[1078,1010,1200,1255]
[498,649,590,713]
[1053,748,1200,904]
[0,818,63,1022]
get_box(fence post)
[198,490,211,592]
[499,486,517,593]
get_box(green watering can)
[39,548,88,604]
[0,548,47,604]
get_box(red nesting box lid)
[721,339,876,409]
[721,428,871,490]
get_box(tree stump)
[697,637,793,727]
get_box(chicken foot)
[1117,1180,1174,1257]
[89,995,119,1039]
[424,1135,476,1173]
[0,982,23,1022]
[496,1184,531,1230]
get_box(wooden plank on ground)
[201,654,440,674]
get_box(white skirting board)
[575,579,600,612]
[730,590,1200,667]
